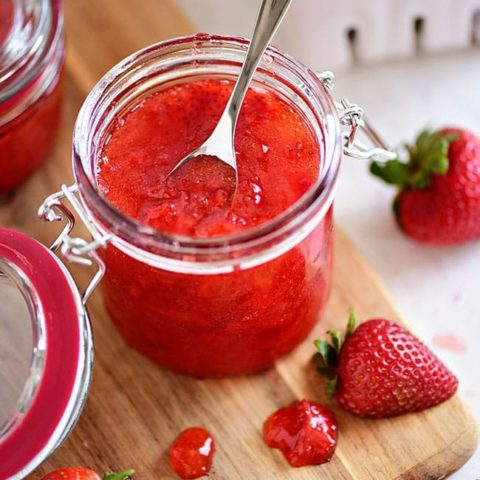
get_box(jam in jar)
[72,35,341,377]
[0,0,64,194]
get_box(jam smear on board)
[263,399,337,467]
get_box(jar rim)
[0,0,63,104]
[73,34,341,270]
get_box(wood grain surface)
[0,1,476,478]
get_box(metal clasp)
[38,184,112,304]
[316,71,396,162]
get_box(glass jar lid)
[0,0,63,104]
[0,228,93,479]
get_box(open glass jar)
[39,35,394,378]
[73,35,340,378]
[0,0,64,194]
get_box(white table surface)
[333,50,480,479]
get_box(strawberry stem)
[103,470,135,480]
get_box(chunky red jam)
[263,399,337,467]
[0,75,63,194]
[0,2,14,44]
[97,78,334,377]
[169,428,215,479]
[98,79,319,236]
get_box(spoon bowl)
[166,0,293,182]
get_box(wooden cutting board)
[1,1,475,478]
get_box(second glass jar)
[0,0,64,194]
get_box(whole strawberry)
[370,128,480,244]
[314,313,458,418]
[40,468,134,480]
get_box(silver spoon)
[167,0,293,181]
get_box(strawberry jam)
[263,399,337,467]
[0,0,64,194]
[97,79,319,236]
[0,77,63,194]
[96,77,334,377]
[169,428,215,479]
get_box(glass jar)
[0,0,64,194]
[42,35,394,378]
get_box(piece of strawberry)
[370,128,480,245]
[314,312,458,418]
[40,468,134,480]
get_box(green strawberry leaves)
[314,339,338,370]
[314,311,358,398]
[346,311,356,338]
[103,470,135,480]
[370,129,458,190]
[370,159,411,188]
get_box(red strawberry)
[40,468,134,480]
[370,128,480,244]
[314,312,458,418]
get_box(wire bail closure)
[316,71,396,162]
[38,184,111,304]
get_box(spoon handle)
[226,0,293,124]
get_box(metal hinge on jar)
[38,184,111,304]
[316,71,397,162]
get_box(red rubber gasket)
[0,228,81,478]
